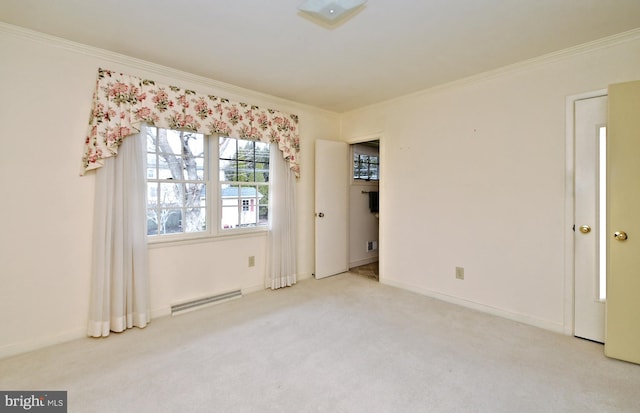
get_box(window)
[146,127,207,236]
[145,127,270,239]
[353,153,379,181]
[219,137,270,230]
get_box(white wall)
[0,24,339,358]
[342,32,640,332]
[3,22,640,358]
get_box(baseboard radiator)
[171,289,242,316]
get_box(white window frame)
[146,128,269,244]
[352,144,380,182]
[218,136,270,235]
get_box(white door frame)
[347,133,384,279]
[564,89,607,335]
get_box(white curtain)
[267,143,297,289]
[88,129,150,337]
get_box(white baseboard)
[297,272,314,281]
[381,277,565,335]
[242,283,266,295]
[2,286,265,359]
[349,257,378,269]
[151,307,171,319]
[0,328,87,360]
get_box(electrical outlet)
[248,256,255,267]
[456,266,464,280]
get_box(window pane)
[219,160,237,181]
[147,183,158,205]
[219,137,270,231]
[258,184,269,225]
[184,207,206,232]
[159,182,182,206]
[184,183,205,206]
[182,157,205,180]
[256,161,269,182]
[147,212,159,236]
[255,142,270,163]
[221,206,239,229]
[147,154,157,179]
[369,163,379,180]
[219,137,238,160]
[240,198,258,227]
[221,184,239,230]
[157,158,174,180]
[358,165,368,179]
[183,134,205,157]
[353,151,380,181]
[257,184,269,204]
[257,168,269,183]
[160,209,183,234]
[238,140,255,161]
[238,161,255,182]
[259,205,269,226]
[164,130,185,155]
[146,127,208,238]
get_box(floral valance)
[81,68,300,176]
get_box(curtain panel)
[88,130,150,337]
[81,68,300,177]
[267,143,297,289]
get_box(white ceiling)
[2,0,640,112]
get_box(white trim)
[563,89,608,336]
[346,28,640,114]
[151,306,172,319]
[382,278,565,334]
[0,22,339,117]
[148,223,268,249]
[297,271,314,281]
[0,328,87,360]
[346,134,383,280]
[346,132,384,144]
[349,256,378,269]
[242,283,267,295]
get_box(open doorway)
[348,140,380,280]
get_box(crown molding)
[2,21,638,116]
[347,27,640,114]
[0,22,340,118]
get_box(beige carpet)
[1,273,639,412]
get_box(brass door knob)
[579,225,591,234]
[614,231,628,241]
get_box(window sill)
[148,228,268,249]
[352,179,380,186]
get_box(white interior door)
[315,139,349,279]
[605,80,640,364]
[574,95,607,343]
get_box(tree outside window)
[146,127,206,236]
